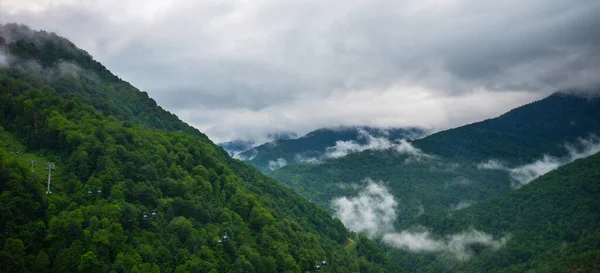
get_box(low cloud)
[332,179,397,237]
[294,154,320,164]
[450,200,473,210]
[478,134,600,188]
[231,150,256,161]
[333,180,507,260]
[324,129,432,160]
[395,140,434,161]
[267,158,287,171]
[0,51,7,67]
[509,155,562,187]
[477,159,506,170]
[383,228,508,260]
[324,129,395,158]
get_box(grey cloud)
[6,0,600,141]
[0,51,7,67]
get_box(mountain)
[0,24,399,273]
[239,126,425,173]
[271,93,600,222]
[218,132,298,159]
[270,92,600,271]
[391,150,600,272]
[218,140,256,158]
[416,92,600,164]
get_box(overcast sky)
[3,0,600,142]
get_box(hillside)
[239,126,424,173]
[391,151,600,272]
[416,92,600,164]
[272,93,600,222]
[0,24,399,273]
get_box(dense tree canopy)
[0,24,400,273]
[391,152,600,272]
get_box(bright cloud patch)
[333,179,508,260]
[324,129,432,160]
[383,229,508,260]
[267,158,287,171]
[332,179,397,237]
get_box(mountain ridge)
[239,125,425,173]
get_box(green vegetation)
[393,152,600,272]
[272,93,600,222]
[416,93,600,164]
[0,24,399,273]
[270,92,600,272]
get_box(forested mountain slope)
[272,92,600,223]
[392,151,600,272]
[416,93,600,163]
[240,126,424,173]
[0,24,399,273]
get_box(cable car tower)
[45,163,56,194]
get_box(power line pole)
[45,163,55,194]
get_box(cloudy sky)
[3,0,600,142]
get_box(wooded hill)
[0,23,399,273]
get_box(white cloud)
[383,230,445,252]
[477,159,506,170]
[294,154,320,164]
[450,200,472,210]
[478,135,600,188]
[509,155,562,187]
[323,128,433,160]
[394,139,433,160]
[267,158,287,171]
[333,179,508,260]
[332,179,397,237]
[383,228,509,260]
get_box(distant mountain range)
[218,132,298,158]
[270,91,600,271]
[224,126,425,173]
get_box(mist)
[383,228,508,260]
[0,51,7,67]
[450,200,473,210]
[331,179,397,237]
[478,134,600,188]
[267,158,288,171]
[324,129,432,160]
[332,179,507,260]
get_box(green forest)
[2,22,600,273]
[392,152,600,272]
[272,93,600,221]
[0,24,400,273]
